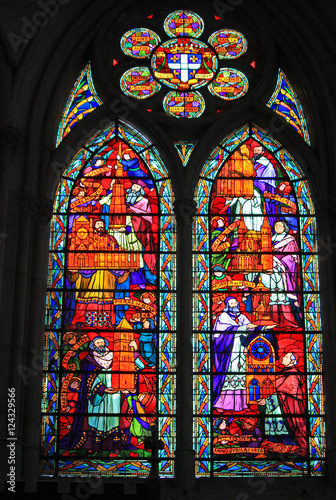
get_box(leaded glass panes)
[164,10,204,38]
[208,69,249,100]
[208,30,248,59]
[151,38,218,91]
[120,28,161,58]
[42,123,176,477]
[56,63,102,147]
[267,70,310,145]
[193,124,325,476]
[120,67,161,99]
[163,91,205,118]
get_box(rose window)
[120,10,249,118]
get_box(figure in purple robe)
[59,337,109,452]
[213,297,275,412]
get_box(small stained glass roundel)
[209,68,248,100]
[164,10,204,38]
[151,38,218,91]
[163,90,205,118]
[117,10,253,116]
[120,28,161,58]
[250,340,271,360]
[208,29,247,59]
[120,67,161,99]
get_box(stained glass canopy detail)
[208,29,248,59]
[119,10,249,117]
[209,68,249,100]
[164,10,204,38]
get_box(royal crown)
[169,39,200,54]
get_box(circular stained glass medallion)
[163,91,205,118]
[120,28,161,59]
[209,68,248,100]
[250,341,271,361]
[164,10,204,38]
[120,67,161,99]
[151,38,218,91]
[208,29,247,59]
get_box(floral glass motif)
[163,91,205,118]
[209,69,249,100]
[120,67,161,99]
[120,28,161,58]
[164,10,204,38]
[119,10,248,117]
[56,63,102,146]
[267,69,310,145]
[193,124,325,477]
[208,29,248,59]
[42,122,176,477]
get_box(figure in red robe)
[258,347,307,456]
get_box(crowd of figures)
[58,140,159,458]
[56,137,307,461]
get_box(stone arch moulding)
[193,123,325,477]
[41,119,176,477]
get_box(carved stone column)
[174,198,196,491]
[0,127,21,489]
[4,192,38,484]
[21,196,53,492]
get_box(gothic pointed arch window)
[193,124,325,476]
[39,4,327,484]
[41,121,176,476]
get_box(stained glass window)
[120,67,161,99]
[163,91,205,118]
[120,28,161,58]
[151,38,218,91]
[208,30,248,59]
[208,69,249,100]
[42,121,176,476]
[164,10,204,38]
[56,63,103,147]
[193,124,324,476]
[267,70,310,145]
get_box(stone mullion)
[21,197,53,491]
[7,193,37,481]
[174,199,196,490]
